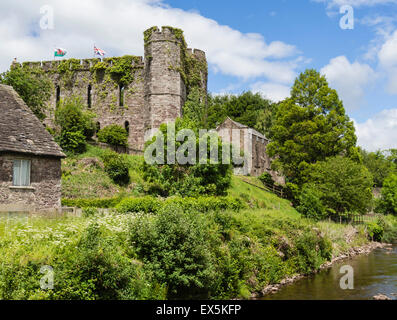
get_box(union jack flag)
[94,46,106,57]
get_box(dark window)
[56,86,60,105]
[87,85,92,108]
[124,121,130,135]
[96,122,101,133]
[119,85,124,107]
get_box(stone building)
[0,84,66,213]
[216,117,284,184]
[15,26,208,153]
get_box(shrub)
[128,205,220,299]
[52,223,164,300]
[366,220,384,242]
[102,151,130,186]
[56,130,86,154]
[82,207,99,217]
[54,97,96,154]
[97,125,128,147]
[116,197,162,214]
[297,184,327,221]
[116,196,246,215]
[143,118,232,197]
[61,197,123,208]
[259,172,274,187]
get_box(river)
[262,245,397,300]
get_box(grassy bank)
[5,146,390,300]
[61,145,144,199]
[2,202,394,300]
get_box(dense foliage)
[54,97,96,154]
[0,64,53,120]
[267,69,358,185]
[360,149,396,188]
[206,91,273,131]
[378,173,397,215]
[143,118,232,197]
[0,205,337,300]
[97,125,128,147]
[297,184,327,221]
[302,156,373,217]
[116,196,245,214]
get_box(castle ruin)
[14,26,208,153]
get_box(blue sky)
[0,0,397,150]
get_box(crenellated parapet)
[18,56,144,74]
[12,26,207,152]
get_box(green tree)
[143,118,232,197]
[388,149,397,165]
[360,149,396,188]
[297,184,327,221]
[378,173,397,215]
[305,156,373,217]
[0,64,53,120]
[267,69,358,184]
[206,92,273,131]
[54,97,96,154]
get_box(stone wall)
[16,26,208,153]
[0,154,62,212]
[216,118,285,183]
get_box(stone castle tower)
[14,26,208,153]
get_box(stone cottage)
[0,84,66,213]
[216,117,284,184]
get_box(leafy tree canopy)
[267,69,358,184]
[305,156,373,217]
[378,173,397,215]
[143,118,232,197]
[206,91,273,132]
[54,97,96,154]
[360,148,396,188]
[0,64,53,120]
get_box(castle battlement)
[14,26,208,153]
[16,56,145,73]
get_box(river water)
[262,245,397,300]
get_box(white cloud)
[320,56,375,110]
[354,109,397,151]
[378,30,397,93]
[0,0,301,84]
[250,82,290,102]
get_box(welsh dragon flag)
[54,48,67,57]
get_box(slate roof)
[0,84,65,158]
[217,117,268,141]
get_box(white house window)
[13,159,31,186]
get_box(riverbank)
[256,241,392,298]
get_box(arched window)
[119,84,124,107]
[56,85,60,105]
[87,85,92,108]
[124,121,130,135]
[96,122,101,133]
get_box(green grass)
[228,176,300,219]
[62,145,145,199]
